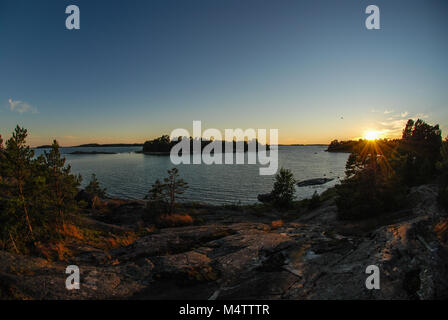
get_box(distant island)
[36,143,143,149]
[326,139,399,153]
[326,140,361,153]
[141,135,269,155]
[35,142,328,150]
[278,144,328,147]
[69,151,117,155]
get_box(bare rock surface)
[1,184,447,299]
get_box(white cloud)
[374,110,434,138]
[384,109,394,114]
[415,113,429,119]
[8,98,38,114]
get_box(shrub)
[0,126,82,255]
[164,168,189,214]
[156,213,193,228]
[85,173,106,198]
[144,168,189,216]
[41,140,81,222]
[144,178,168,218]
[336,139,406,220]
[399,119,442,185]
[271,220,284,229]
[271,168,296,209]
[308,191,321,210]
[335,119,443,220]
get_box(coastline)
[1,184,446,299]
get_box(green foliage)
[336,119,442,220]
[146,179,165,201]
[271,168,296,209]
[164,168,188,214]
[0,126,80,254]
[0,126,41,252]
[398,119,442,185]
[41,140,81,222]
[336,163,406,220]
[144,179,168,217]
[144,168,189,216]
[336,137,403,220]
[85,173,106,198]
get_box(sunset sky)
[0,0,447,146]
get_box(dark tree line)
[0,126,105,255]
[0,126,82,253]
[336,119,445,220]
[142,135,268,154]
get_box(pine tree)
[0,127,84,254]
[85,173,106,198]
[271,168,296,209]
[145,179,165,201]
[0,126,38,250]
[42,140,81,223]
[144,179,168,217]
[164,168,188,214]
[399,119,442,185]
[336,137,406,220]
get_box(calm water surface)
[34,146,348,204]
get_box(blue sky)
[0,0,447,146]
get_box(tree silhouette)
[0,127,84,253]
[145,179,165,201]
[271,168,296,209]
[42,140,81,223]
[145,168,188,215]
[164,168,188,214]
[399,119,442,185]
[2,126,36,240]
[85,173,106,198]
[336,119,442,220]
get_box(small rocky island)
[141,135,269,155]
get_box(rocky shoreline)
[0,184,447,300]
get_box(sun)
[364,130,381,141]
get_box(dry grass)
[35,221,141,261]
[35,241,73,261]
[157,213,194,228]
[271,220,284,229]
[435,218,448,243]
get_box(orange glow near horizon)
[363,130,382,141]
